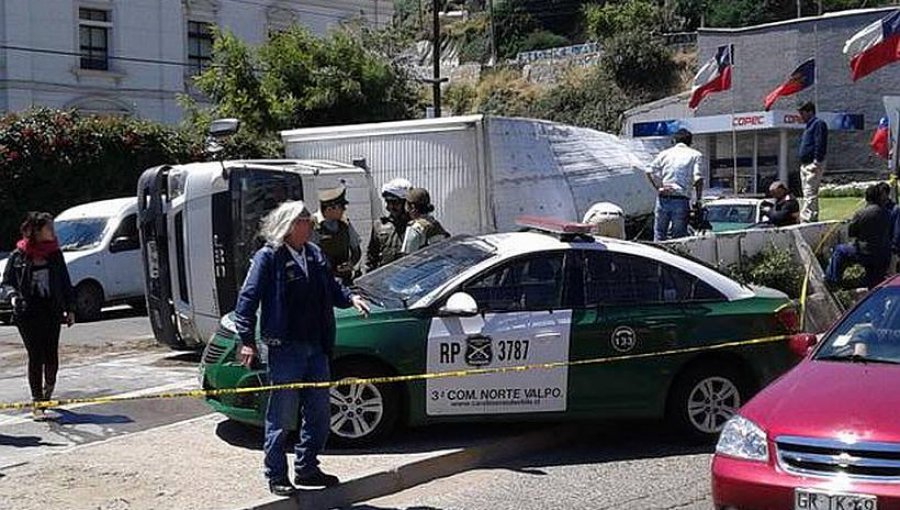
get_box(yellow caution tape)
[0,334,790,411]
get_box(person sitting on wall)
[825,184,892,290]
[759,181,800,227]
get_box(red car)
[712,277,900,510]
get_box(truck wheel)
[667,363,750,443]
[328,359,401,448]
[75,282,104,322]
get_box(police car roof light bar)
[515,216,594,235]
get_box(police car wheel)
[328,359,400,447]
[667,363,750,443]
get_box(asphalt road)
[355,423,715,510]
[0,310,209,470]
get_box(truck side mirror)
[438,292,479,317]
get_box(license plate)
[147,241,160,279]
[795,488,877,510]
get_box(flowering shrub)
[0,109,204,249]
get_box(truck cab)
[137,159,375,349]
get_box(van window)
[174,211,189,304]
[109,214,139,252]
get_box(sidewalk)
[0,412,575,510]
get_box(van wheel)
[75,282,104,322]
[667,363,750,443]
[328,359,400,448]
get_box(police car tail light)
[775,306,800,334]
[515,216,594,235]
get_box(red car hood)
[741,359,900,443]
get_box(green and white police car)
[199,218,800,446]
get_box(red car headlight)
[716,415,769,462]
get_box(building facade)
[0,0,392,124]
[623,7,900,194]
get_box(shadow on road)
[216,419,264,450]
[0,433,66,449]
[345,506,444,510]
[49,408,134,426]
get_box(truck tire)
[328,359,401,448]
[75,282,104,322]
[667,362,751,443]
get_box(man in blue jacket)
[233,200,369,497]
[797,102,828,222]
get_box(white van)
[0,197,145,323]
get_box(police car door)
[425,252,573,417]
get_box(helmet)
[381,178,412,201]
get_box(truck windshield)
[354,236,496,309]
[56,218,109,251]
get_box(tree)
[532,65,635,132]
[185,24,420,138]
[600,30,678,97]
[583,0,664,41]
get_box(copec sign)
[632,111,864,137]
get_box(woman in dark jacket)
[1,212,75,420]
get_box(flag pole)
[730,44,739,195]
[814,20,819,108]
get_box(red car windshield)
[816,287,900,365]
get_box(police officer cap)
[381,178,412,201]
[319,186,348,207]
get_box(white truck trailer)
[281,115,662,236]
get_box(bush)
[725,245,805,298]
[443,82,478,116]
[518,30,570,54]
[531,65,633,132]
[473,69,542,117]
[0,109,203,250]
[600,31,678,97]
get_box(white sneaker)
[32,408,47,421]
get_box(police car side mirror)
[439,292,479,317]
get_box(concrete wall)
[0,0,392,124]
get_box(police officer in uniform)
[402,187,450,254]
[313,186,361,285]
[366,178,412,271]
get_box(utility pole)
[797,0,802,18]
[432,0,442,117]
[488,0,497,65]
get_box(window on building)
[79,7,111,71]
[187,21,213,75]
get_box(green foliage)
[0,109,201,250]
[531,65,633,132]
[443,82,478,115]
[726,245,805,298]
[185,24,419,138]
[519,30,571,53]
[473,69,542,116]
[583,0,663,41]
[600,30,677,96]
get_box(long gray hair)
[259,200,311,248]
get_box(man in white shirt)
[646,129,704,241]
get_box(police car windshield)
[355,236,496,309]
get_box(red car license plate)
[795,488,877,510]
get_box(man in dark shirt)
[825,185,891,289]
[797,102,828,223]
[765,181,800,227]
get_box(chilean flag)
[870,117,890,159]
[843,10,900,82]
[688,45,733,110]
[763,59,815,111]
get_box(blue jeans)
[654,196,690,241]
[264,342,331,481]
[825,243,890,289]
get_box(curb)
[241,423,580,510]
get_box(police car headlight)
[715,415,769,462]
